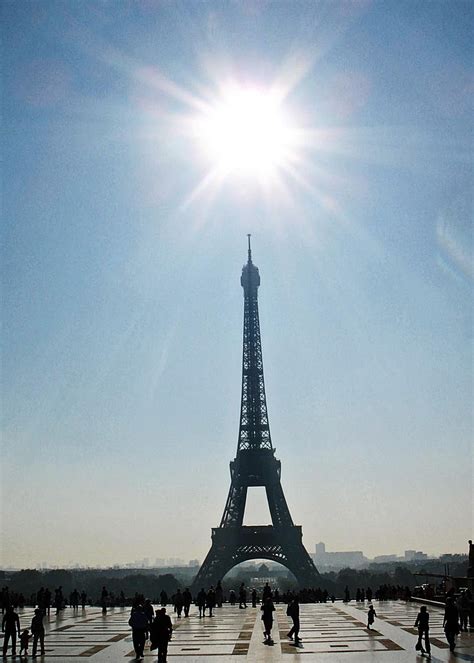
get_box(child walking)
[19,629,30,657]
[367,604,377,629]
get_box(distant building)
[314,542,367,569]
[373,554,400,563]
[405,550,428,561]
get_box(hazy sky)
[2,1,472,569]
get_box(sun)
[193,85,298,181]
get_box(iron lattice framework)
[192,237,320,591]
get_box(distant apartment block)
[313,542,367,569]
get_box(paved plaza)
[2,601,473,662]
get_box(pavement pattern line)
[1,602,473,661]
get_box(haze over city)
[2,1,472,570]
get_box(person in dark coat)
[443,596,460,652]
[367,604,377,630]
[215,581,223,608]
[414,605,430,655]
[31,608,46,657]
[196,588,206,618]
[150,608,172,663]
[287,598,301,643]
[262,583,272,601]
[2,606,21,657]
[129,605,148,660]
[174,590,184,618]
[183,589,192,617]
[261,597,275,644]
[251,589,257,608]
[206,587,216,617]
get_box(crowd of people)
[1,582,472,659]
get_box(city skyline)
[2,1,472,569]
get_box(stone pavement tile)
[2,601,473,661]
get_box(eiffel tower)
[192,237,320,590]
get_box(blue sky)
[1,0,472,568]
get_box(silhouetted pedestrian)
[251,589,257,608]
[239,583,247,609]
[44,588,51,616]
[196,588,206,617]
[458,589,471,632]
[144,599,155,628]
[229,590,236,606]
[101,586,108,614]
[174,589,183,618]
[80,591,87,609]
[261,597,275,644]
[20,628,30,657]
[206,587,216,617]
[2,605,21,657]
[443,597,460,652]
[183,589,192,617]
[263,583,272,601]
[54,587,63,614]
[414,605,430,656]
[150,608,172,663]
[160,591,168,607]
[215,581,223,608]
[129,605,148,660]
[344,586,350,603]
[31,608,46,657]
[367,604,377,630]
[71,589,79,610]
[286,598,301,643]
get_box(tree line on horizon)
[1,555,468,604]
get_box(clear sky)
[1,1,472,569]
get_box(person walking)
[150,608,172,663]
[414,605,430,656]
[44,588,51,616]
[286,597,301,644]
[31,608,46,657]
[251,589,257,608]
[174,590,183,618]
[129,605,149,660]
[196,588,206,618]
[367,604,377,630]
[2,605,21,657]
[263,583,272,601]
[182,589,192,617]
[144,599,155,630]
[101,586,108,614]
[443,596,460,652]
[215,582,223,608]
[206,587,216,618]
[458,590,471,632]
[261,597,275,644]
[19,629,30,657]
[239,583,247,609]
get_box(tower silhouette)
[193,237,320,589]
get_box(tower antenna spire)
[247,234,252,262]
